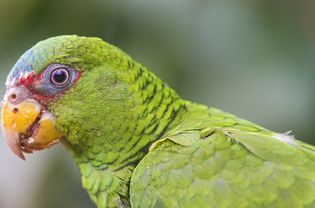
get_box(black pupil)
[52,69,68,84]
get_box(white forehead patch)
[5,71,29,87]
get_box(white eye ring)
[50,68,70,85]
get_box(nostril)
[10,93,17,100]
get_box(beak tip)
[1,127,25,160]
[20,155,26,161]
[7,139,26,160]
[16,149,26,160]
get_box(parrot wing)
[130,106,315,208]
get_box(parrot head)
[1,35,135,160]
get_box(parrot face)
[1,35,123,160]
[1,57,80,159]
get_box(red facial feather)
[18,71,36,87]
[16,70,81,106]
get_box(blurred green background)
[0,0,314,208]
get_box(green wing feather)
[130,103,315,208]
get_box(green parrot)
[1,35,315,208]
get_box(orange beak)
[1,99,62,160]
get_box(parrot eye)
[50,68,70,86]
[37,63,79,95]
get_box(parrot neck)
[61,61,189,207]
